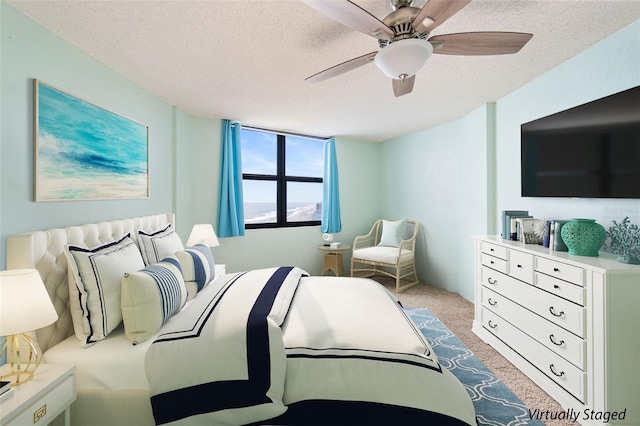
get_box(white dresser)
[472,236,640,425]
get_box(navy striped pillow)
[121,258,187,344]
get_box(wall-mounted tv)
[521,85,640,199]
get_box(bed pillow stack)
[65,224,220,346]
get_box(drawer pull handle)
[553,284,560,289]
[553,267,560,272]
[490,248,495,252]
[549,306,565,317]
[487,277,497,285]
[549,334,565,346]
[488,298,497,306]
[549,364,565,378]
[517,264,522,268]
[488,320,498,329]
[490,260,495,264]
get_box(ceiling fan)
[303,0,533,97]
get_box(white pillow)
[175,244,216,300]
[121,258,187,344]
[137,224,184,266]
[378,219,407,248]
[65,234,145,346]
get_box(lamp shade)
[0,269,58,336]
[374,38,433,79]
[187,224,220,247]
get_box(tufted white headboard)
[6,213,175,353]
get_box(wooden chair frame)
[350,220,419,292]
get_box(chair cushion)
[378,219,407,247]
[352,246,413,265]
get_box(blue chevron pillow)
[121,258,187,344]
[176,244,216,300]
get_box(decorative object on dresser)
[550,219,569,252]
[0,269,58,386]
[604,217,640,265]
[473,236,640,426]
[516,218,546,244]
[501,210,529,240]
[560,218,606,256]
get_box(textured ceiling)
[8,0,640,142]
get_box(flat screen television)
[521,85,640,199]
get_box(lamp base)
[0,333,43,386]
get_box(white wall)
[495,21,640,232]
[380,105,490,301]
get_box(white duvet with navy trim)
[145,267,476,426]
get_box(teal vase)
[561,219,606,256]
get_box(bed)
[6,213,476,426]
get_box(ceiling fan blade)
[306,51,378,83]
[413,0,472,34]
[302,0,394,40]
[392,76,415,97]
[430,32,533,55]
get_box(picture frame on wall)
[34,79,149,201]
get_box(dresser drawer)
[481,241,507,260]
[482,267,585,337]
[535,257,584,286]
[482,308,585,402]
[481,253,507,274]
[7,375,75,426]
[483,287,585,370]
[508,249,534,284]
[535,272,584,306]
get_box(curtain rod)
[240,124,330,141]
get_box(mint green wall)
[494,21,640,231]
[0,3,382,276]
[379,21,640,302]
[175,124,381,274]
[1,3,174,269]
[380,105,490,301]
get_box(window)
[241,128,324,228]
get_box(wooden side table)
[317,245,350,276]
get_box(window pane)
[286,136,324,178]
[243,180,277,224]
[241,129,277,175]
[287,182,322,222]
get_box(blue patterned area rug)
[406,307,545,426]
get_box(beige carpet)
[373,277,571,426]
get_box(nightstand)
[215,264,226,279]
[317,245,350,276]
[0,364,76,426]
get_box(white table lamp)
[0,269,58,386]
[187,224,220,247]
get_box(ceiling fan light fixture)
[374,38,433,79]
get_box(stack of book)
[501,210,531,241]
[0,380,13,404]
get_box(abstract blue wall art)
[34,80,149,201]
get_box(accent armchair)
[350,219,419,292]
